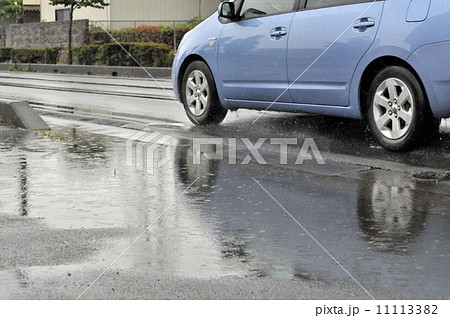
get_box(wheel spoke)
[194,72,201,85]
[375,112,391,130]
[187,95,196,105]
[376,95,390,109]
[397,89,410,106]
[392,117,401,133]
[195,100,202,115]
[187,78,196,90]
[200,80,208,92]
[200,95,208,108]
[399,109,412,125]
[388,84,397,100]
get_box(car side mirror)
[218,2,236,20]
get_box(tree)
[49,0,109,65]
[0,0,23,21]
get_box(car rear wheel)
[366,66,440,151]
[182,61,228,125]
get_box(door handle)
[353,18,375,29]
[270,27,287,38]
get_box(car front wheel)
[366,66,440,151]
[181,61,228,125]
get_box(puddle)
[0,124,449,298]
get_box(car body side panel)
[287,2,384,106]
[217,12,296,102]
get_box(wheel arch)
[177,54,210,100]
[359,56,429,121]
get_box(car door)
[287,0,385,106]
[218,0,298,103]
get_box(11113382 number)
[376,304,438,315]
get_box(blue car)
[172,0,450,151]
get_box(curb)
[0,63,172,78]
[0,99,50,130]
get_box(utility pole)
[198,0,201,19]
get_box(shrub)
[0,47,12,63]
[11,47,61,64]
[11,48,42,64]
[44,47,62,64]
[96,42,172,67]
[86,27,112,45]
[160,27,191,48]
[86,25,195,48]
[73,45,100,65]
[8,43,171,67]
[178,18,203,29]
[167,50,175,66]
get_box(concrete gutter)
[0,99,50,130]
[0,63,172,79]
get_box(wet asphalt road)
[0,72,449,299]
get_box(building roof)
[24,5,40,12]
[24,0,40,12]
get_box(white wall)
[110,0,222,21]
[40,0,222,23]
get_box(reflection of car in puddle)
[357,171,428,253]
[174,140,437,287]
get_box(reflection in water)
[175,139,221,194]
[174,139,257,265]
[357,171,428,254]
[66,128,107,161]
[173,138,446,295]
[18,156,29,216]
[1,123,447,297]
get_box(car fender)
[349,45,412,119]
[172,14,227,106]
[407,41,450,118]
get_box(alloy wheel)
[185,70,209,116]
[372,78,414,140]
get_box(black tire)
[181,61,228,125]
[366,66,439,151]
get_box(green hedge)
[11,47,61,64]
[0,47,12,63]
[2,43,172,67]
[72,45,100,65]
[87,25,192,48]
[74,42,173,67]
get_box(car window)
[239,0,297,19]
[305,0,372,10]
